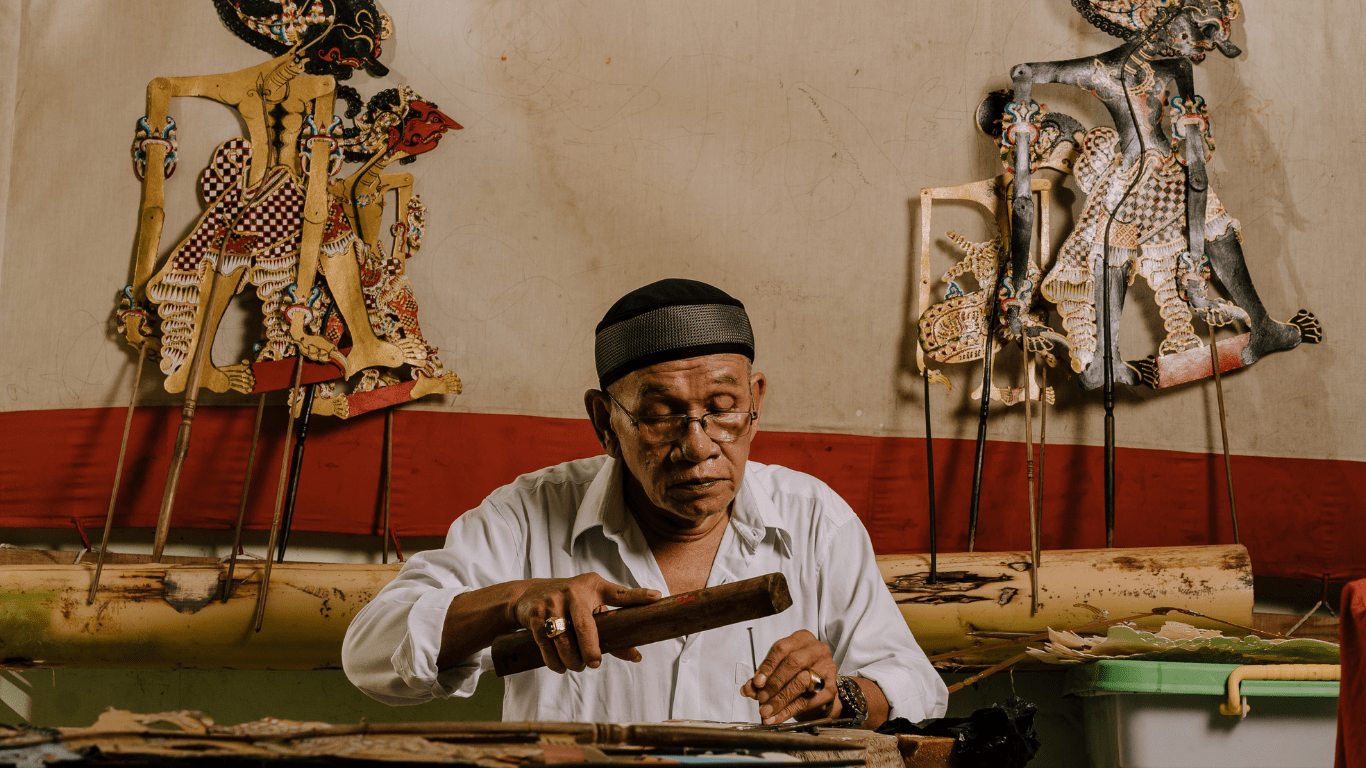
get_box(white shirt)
[342,455,948,723]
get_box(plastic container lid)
[1064,660,1339,698]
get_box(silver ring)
[543,616,567,639]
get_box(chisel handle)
[492,572,792,676]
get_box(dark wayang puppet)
[119,0,462,415]
[919,0,1320,393]
[913,0,1323,561]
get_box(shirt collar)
[571,458,791,555]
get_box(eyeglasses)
[606,390,758,445]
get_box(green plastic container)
[1065,660,1340,698]
[1064,660,1338,768]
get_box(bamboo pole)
[880,544,1254,661]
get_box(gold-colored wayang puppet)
[117,0,458,410]
[304,84,465,419]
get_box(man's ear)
[584,389,621,457]
[749,371,768,422]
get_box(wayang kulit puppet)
[92,1,463,617]
[914,0,1321,592]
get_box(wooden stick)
[87,344,149,603]
[946,652,1030,694]
[1037,364,1047,534]
[1208,325,1240,544]
[1024,350,1039,616]
[253,354,306,631]
[152,269,222,561]
[381,409,394,564]
[492,573,793,676]
[223,393,267,602]
[922,369,938,584]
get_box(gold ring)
[543,617,567,639]
[806,670,825,695]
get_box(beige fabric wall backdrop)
[0,1,1359,462]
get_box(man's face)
[594,354,766,527]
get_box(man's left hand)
[741,630,840,724]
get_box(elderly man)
[343,279,948,726]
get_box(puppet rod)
[1037,363,1048,538]
[223,393,267,602]
[967,267,1009,553]
[922,370,938,584]
[253,354,307,631]
[1024,350,1040,616]
[152,269,227,561]
[275,304,336,563]
[1208,326,1240,543]
[87,343,149,603]
[1098,39,1158,549]
[275,383,319,562]
[381,409,394,564]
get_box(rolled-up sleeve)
[818,509,949,722]
[342,494,523,705]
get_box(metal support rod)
[922,370,938,584]
[223,393,267,602]
[275,383,319,563]
[253,354,306,631]
[153,269,223,561]
[381,409,394,564]
[87,344,149,604]
[1024,351,1040,616]
[1208,326,1240,544]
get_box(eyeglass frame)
[605,385,759,445]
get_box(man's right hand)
[511,573,661,674]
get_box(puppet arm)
[380,172,418,274]
[126,74,268,348]
[1168,65,1235,325]
[289,82,345,361]
[1002,63,1053,336]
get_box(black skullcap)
[595,279,755,389]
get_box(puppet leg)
[163,266,251,394]
[1078,262,1138,390]
[1204,229,1305,365]
[319,242,422,377]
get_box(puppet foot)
[310,393,350,419]
[1127,356,1160,389]
[219,361,256,394]
[1191,299,1248,328]
[342,339,407,378]
[1289,310,1322,344]
[1241,315,1308,366]
[162,358,235,394]
[1077,351,1140,390]
[412,371,462,399]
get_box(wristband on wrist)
[835,675,869,727]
